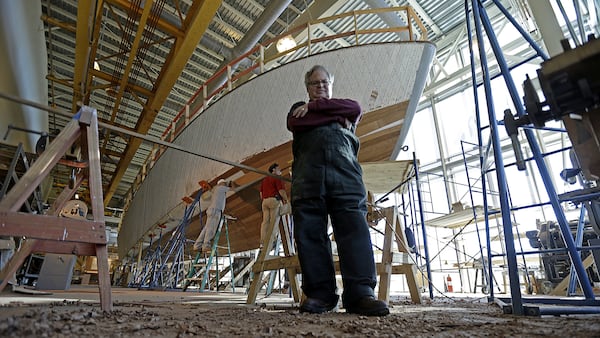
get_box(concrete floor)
[2,284,600,337]
[0,284,296,309]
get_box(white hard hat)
[217,179,227,185]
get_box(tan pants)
[260,197,281,245]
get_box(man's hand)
[291,103,309,118]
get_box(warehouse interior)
[1,0,600,336]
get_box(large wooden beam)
[0,211,106,243]
[550,255,595,296]
[0,120,81,211]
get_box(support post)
[377,207,421,304]
[247,213,300,304]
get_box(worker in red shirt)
[259,163,288,248]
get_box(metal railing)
[127,6,428,206]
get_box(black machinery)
[505,36,600,178]
[527,220,599,293]
[505,36,600,293]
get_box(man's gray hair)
[304,65,334,87]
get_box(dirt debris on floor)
[1,297,599,337]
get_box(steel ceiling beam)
[103,0,223,206]
[83,0,109,108]
[71,1,95,114]
[41,14,76,32]
[107,0,154,124]
[405,0,442,36]
[105,0,184,38]
[262,0,347,67]
[89,69,154,98]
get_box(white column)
[527,0,565,57]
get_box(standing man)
[194,179,232,252]
[259,163,289,248]
[286,65,389,316]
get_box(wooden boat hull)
[189,101,410,254]
[119,42,435,258]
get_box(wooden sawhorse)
[0,107,112,311]
[246,214,301,304]
[247,205,421,305]
[376,206,422,304]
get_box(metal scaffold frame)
[129,185,206,290]
[466,0,600,315]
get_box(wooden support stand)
[247,205,421,305]
[246,214,301,304]
[0,107,112,311]
[376,206,421,304]
[550,255,595,296]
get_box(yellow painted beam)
[105,0,184,38]
[83,0,106,106]
[108,0,154,123]
[71,1,94,113]
[89,69,154,98]
[40,14,76,33]
[103,0,223,206]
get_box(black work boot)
[300,296,339,314]
[345,296,389,316]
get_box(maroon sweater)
[287,98,362,133]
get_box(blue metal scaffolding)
[466,0,600,315]
[129,187,204,290]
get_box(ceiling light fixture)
[276,34,296,53]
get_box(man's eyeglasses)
[307,80,331,87]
